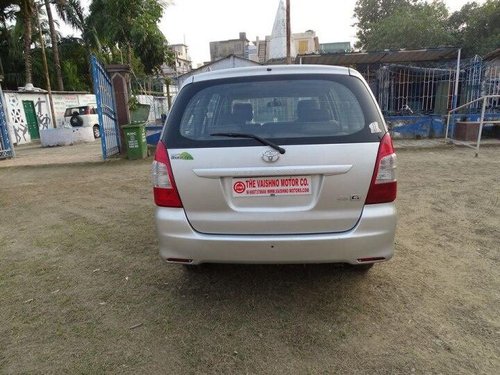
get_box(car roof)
[188,65,358,85]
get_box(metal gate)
[0,85,14,159]
[91,55,121,159]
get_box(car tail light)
[365,133,397,204]
[152,141,183,207]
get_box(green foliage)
[0,0,176,91]
[128,96,139,111]
[354,0,500,56]
[353,0,416,49]
[362,1,453,50]
[0,19,91,91]
[54,0,85,32]
[87,0,169,74]
[0,22,24,88]
[59,37,91,91]
[448,0,500,56]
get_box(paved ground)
[1,138,499,168]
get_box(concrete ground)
[1,138,499,168]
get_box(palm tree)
[42,0,85,91]
[0,0,37,86]
[43,0,63,90]
[0,3,23,87]
[19,0,35,85]
[54,0,84,32]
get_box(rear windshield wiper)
[210,132,286,154]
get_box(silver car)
[152,65,397,270]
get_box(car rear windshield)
[164,74,385,148]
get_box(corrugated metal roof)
[296,48,459,66]
[484,48,500,61]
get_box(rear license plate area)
[232,176,312,197]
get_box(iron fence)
[373,56,500,117]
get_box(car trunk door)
[169,142,378,235]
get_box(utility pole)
[286,0,291,64]
[35,4,57,128]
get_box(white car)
[152,65,397,270]
[63,105,100,138]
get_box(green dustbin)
[122,123,147,160]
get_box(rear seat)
[297,99,331,122]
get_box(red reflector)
[167,258,193,264]
[153,186,182,208]
[365,181,397,205]
[357,257,386,263]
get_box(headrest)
[297,100,319,119]
[297,99,330,122]
[232,103,253,122]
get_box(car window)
[167,74,384,148]
[64,108,76,116]
[66,107,81,115]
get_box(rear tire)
[93,125,100,138]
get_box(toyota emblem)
[262,150,280,163]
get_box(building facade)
[252,30,319,63]
[293,30,320,56]
[162,44,193,78]
[210,33,250,62]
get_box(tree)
[361,1,454,50]
[41,0,85,91]
[0,7,24,88]
[54,0,84,32]
[1,0,173,91]
[59,37,91,91]
[19,0,35,85]
[0,0,44,86]
[87,0,170,74]
[448,0,500,56]
[44,0,63,90]
[353,0,416,49]
[354,0,500,55]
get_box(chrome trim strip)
[193,165,353,178]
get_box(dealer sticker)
[369,121,382,133]
[232,176,312,197]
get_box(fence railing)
[374,57,500,117]
[445,94,500,156]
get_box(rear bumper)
[155,203,396,265]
